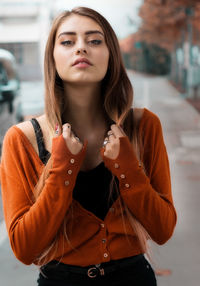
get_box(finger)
[110,124,126,137]
[70,130,76,138]
[108,134,115,141]
[55,123,60,136]
[62,123,71,138]
[74,136,81,143]
[107,130,115,136]
[70,129,82,143]
[102,137,109,148]
[107,130,115,140]
[71,136,82,144]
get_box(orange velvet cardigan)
[0,108,177,266]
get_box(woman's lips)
[72,58,92,68]
[73,62,91,68]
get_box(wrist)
[51,135,87,170]
[100,136,145,190]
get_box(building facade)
[0,0,53,81]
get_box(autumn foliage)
[136,0,200,51]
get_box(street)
[0,71,200,285]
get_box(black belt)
[40,254,144,279]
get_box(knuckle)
[106,146,112,152]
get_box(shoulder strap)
[30,118,50,164]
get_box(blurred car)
[0,48,21,153]
[18,80,44,121]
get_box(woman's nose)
[75,48,87,55]
[75,38,88,55]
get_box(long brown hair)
[33,7,149,266]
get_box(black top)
[30,118,119,220]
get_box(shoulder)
[3,114,45,154]
[16,114,46,153]
[132,107,164,146]
[132,107,162,128]
[15,120,35,142]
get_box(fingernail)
[55,123,59,134]
[55,123,58,131]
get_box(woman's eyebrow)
[58,30,104,38]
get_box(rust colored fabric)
[0,108,177,266]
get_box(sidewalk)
[129,71,200,286]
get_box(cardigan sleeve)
[0,127,87,265]
[100,113,177,245]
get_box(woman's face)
[53,14,109,85]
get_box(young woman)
[0,7,177,286]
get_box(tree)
[137,0,200,51]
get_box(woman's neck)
[62,83,108,140]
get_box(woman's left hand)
[102,124,126,160]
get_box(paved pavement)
[129,71,200,286]
[0,72,200,285]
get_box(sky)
[55,0,143,39]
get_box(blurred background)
[0,0,200,285]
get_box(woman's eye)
[61,40,73,46]
[89,40,102,45]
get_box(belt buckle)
[87,267,99,278]
[87,265,105,278]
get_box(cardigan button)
[120,174,125,179]
[125,183,130,188]
[100,223,105,228]
[68,169,72,175]
[70,159,75,164]
[104,253,108,258]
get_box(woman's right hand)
[56,123,84,155]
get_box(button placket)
[100,223,109,260]
[103,253,108,258]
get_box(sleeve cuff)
[100,136,149,191]
[48,135,88,188]
[51,135,87,169]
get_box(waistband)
[41,254,144,279]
